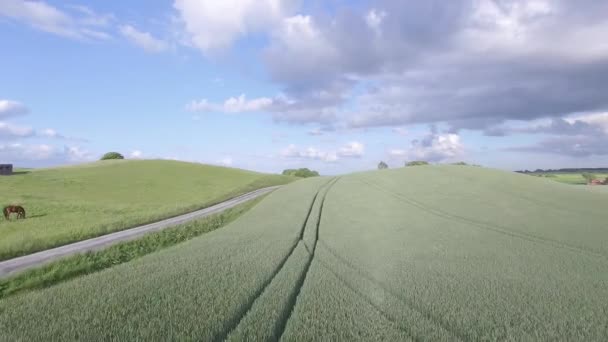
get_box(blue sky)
[2,0,608,174]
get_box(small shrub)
[100,152,124,160]
[582,173,596,184]
[378,161,388,170]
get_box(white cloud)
[173,0,292,53]
[0,122,34,139]
[365,9,387,35]
[281,144,337,162]
[390,133,464,162]
[36,128,87,142]
[120,25,168,53]
[281,141,364,163]
[337,141,364,157]
[38,128,69,139]
[64,145,93,162]
[388,149,407,157]
[0,143,93,166]
[0,100,28,118]
[0,0,112,40]
[187,94,273,113]
[130,150,143,159]
[566,112,608,134]
[0,143,52,161]
[308,128,324,136]
[392,127,408,136]
[217,156,233,166]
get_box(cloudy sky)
[2,0,608,174]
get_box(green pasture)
[531,172,608,184]
[1,166,607,340]
[0,159,293,260]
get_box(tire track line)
[359,177,608,261]
[317,240,467,341]
[213,179,333,342]
[275,177,340,341]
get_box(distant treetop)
[405,160,429,166]
[378,161,388,169]
[100,152,124,160]
[282,168,320,178]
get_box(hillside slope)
[1,166,607,340]
[0,159,293,260]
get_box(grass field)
[530,172,608,184]
[0,159,293,260]
[1,166,607,340]
[0,195,264,299]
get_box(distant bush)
[100,152,124,160]
[282,168,319,178]
[452,161,468,166]
[405,161,429,166]
[378,161,388,170]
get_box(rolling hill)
[0,166,607,340]
[0,159,293,260]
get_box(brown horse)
[3,205,26,220]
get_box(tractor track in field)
[314,256,419,340]
[214,177,338,342]
[275,177,339,341]
[316,240,467,341]
[359,177,608,262]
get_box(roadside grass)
[0,196,264,300]
[0,159,294,260]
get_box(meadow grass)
[0,159,293,260]
[1,167,607,340]
[0,196,263,300]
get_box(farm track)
[316,240,466,341]
[359,177,608,261]
[215,177,339,342]
[0,186,281,278]
[275,177,340,340]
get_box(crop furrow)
[317,240,469,341]
[212,183,326,342]
[359,177,608,261]
[215,178,336,342]
[275,177,339,341]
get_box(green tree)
[100,152,124,160]
[378,161,388,170]
[405,160,429,167]
[282,168,320,178]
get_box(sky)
[1,0,608,174]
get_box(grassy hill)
[1,166,607,340]
[0,159,294,260]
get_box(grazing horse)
[3,205,26,220]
